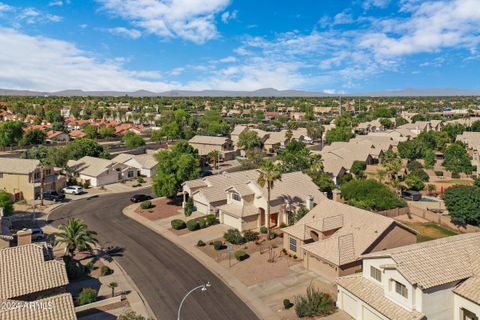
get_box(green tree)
[153,141,201,198]
[470,120,480,132]
[379,118,394,129]
[404,174,425,191]
[444,185,480,226]
[294,207,309,223]
[117,310,149,320]
[84,125,98,139]
[443,142,472,174]
[159,121,180,141]
[99,126,116,138]
[325,127,354,144]
[350,160,366,179]
[423,149,436,169]
[122,132,145,148]
[0,121,23,147]
[208,150,221,172]
[54,218,98,257]
[341,179,406,211]
[66,139,108,160]
[0,191,13,216]
[237,129,263,151]
[310,172,336,196]
[380,150,402,182]
[108,282,118,297]
[277,140,312,173]
[19,129,46,146]
[441,124,465,140]
[257,160,282,239]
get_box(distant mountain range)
[0,87,479,97]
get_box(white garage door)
[223,214,241,230]
[342,292,358,318]
[362,306,383,320]
[194,201,209,214]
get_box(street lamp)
[177,282,211,320]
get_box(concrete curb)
[123,203,277,320]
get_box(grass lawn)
[404,222,458,243]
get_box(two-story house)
[282,199,416,280]
[188,135,238,161]
[0,158,60,201]
[456,132,480,176]
[183,170,326,231]
[336,233,480,320]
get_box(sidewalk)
[123,203,278,320]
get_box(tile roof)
[0,244,69,299]
[288,199,400,265]
[0,293,77,320]
[189,135,231,145]
[113,153,158,169]
[68,156,128,177]
[0,158,39,175]
[337,274,425,320]
[363,233,480,289]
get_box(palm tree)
[208,150,221,173]
[54,218,98,257]
[238,129,263,151]
[108,282,118,297]
[257,160,282,240]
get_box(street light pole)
[177,282,211,320]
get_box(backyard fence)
[375,207,410,218]
[408,206,480,234]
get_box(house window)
[127,171,134,178]
[33,172,41,180]
[45,169,52,176]
[289,238,297,252]
[394,280,408,298]
[370,266,382,282]
[232,192,241,202]
[461,308,478,320]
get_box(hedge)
[171,219,186,230]
[186,219,200,231]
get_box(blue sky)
[0,0,479,93]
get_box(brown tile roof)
[0,158,39,175]
[0,293,77,320]
[0,244,69,299]
[337,274,425,320]
[363,233,480,289]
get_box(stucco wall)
[453,294,480,320]
[366,223,417,254]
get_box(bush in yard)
[197,240,206,247]
[407,160,423,172]
[294,286,335,318]
[283,299,294,310]
[0,191,13,216]
[63,256,88,281]
[260,226,268,234]
[136,176,145,184]
[341,179,406,211]
[223,229,246,244]
[117,310,148,320]
[77,288,97,306]
[198,218,207,229]
[171,219,186,230]
[268,231,277,240]
[184,197,194,217]
[206,214,217,226]
[140,200,152,209]
[213,241,224,250]
[234,250,249,261]
[435,170,444,176]
[186,219,200,231]
[101,265,113,276]
[243,230,259,242]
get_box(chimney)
[17,229,32,246]
[332,189,342,202]
[306,195,314,210]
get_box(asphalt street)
[50,190,258,320]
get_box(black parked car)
[36,191,66,202]
[130,194,153,203]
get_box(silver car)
[62,185,84,195]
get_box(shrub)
[243,230,259,242]
[101,265,113,276]
[118,310,148,320]
[136,176,145,183]
[197,240,206,247]
[0,191,13,216]
[184,197,194,217]
[341,179,406,211]
[234,250,249,261]
[268,231,277,240]
[83,180,90,189]
[293,255,297,259]
[206,214,217,226]
[85,261,94,273]
[283,299,294,310]
[171,219,186,230]
[294,286,335,318]
[452,172,460,178]
[260,226,268,234]
[213,241,224,250]
[435,170,444,176]
[198,218,207,229]
[186,219,200,231]
[224,229,246,244]
[282,248,287,255]
[77,288,97,306]
[140,200,152,209]
[279,222,287,228]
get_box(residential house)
[282,199,416,280]
[46,130,70,143]
[336,233,480,320]
[112,153,159,177]
[67,156,137,187]
[183,170,326,231]
[188,135,238,161]
[355,119,395,134]
[397,120,443,135]
[0,243,76,319]
[68,130,86,140]
[0,158,60,200]
[444,117,480,127]
[456,132,480,176]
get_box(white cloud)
[97,0,230,44]
[48,1,64,6]
[333,12,353,25]
[219,56,236,63]
[363,0,390,10]
[221,10,237,23]
[107,27,142,39]
[0,2,13,12]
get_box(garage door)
[362,306,383,320]
[307,255,338,279]
[223,214,241,230]
[342,292,358,318]
[194,201,209,214]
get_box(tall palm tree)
[54,218,98,257]
[208,150,221,173]
[257,160,282,240]
[108,282,118,297]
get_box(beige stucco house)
[0,158,60,200]
[282,199,416,280]
[68,156,137,187]
[337,233,480,320]
[112,153,159,177]
[188,135,238,161]
[183,170,326,231]
[457,132,480,176]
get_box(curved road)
[49,190,258,320]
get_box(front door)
[270,213,278,227]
